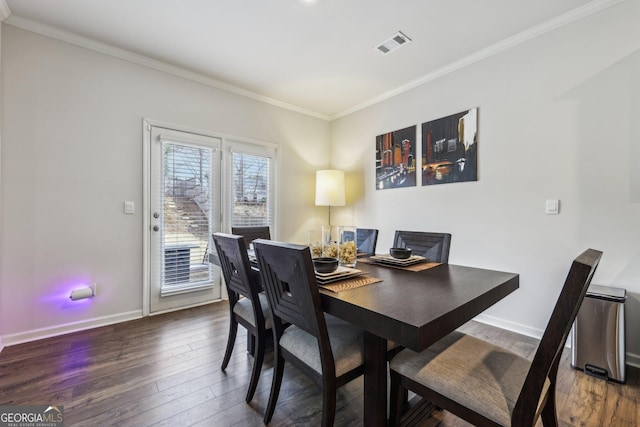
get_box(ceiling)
[1,0,618,119]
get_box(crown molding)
[2,0,625,122]
[3,15,331,121]
[330,0,627,120]
[0,0,11,22]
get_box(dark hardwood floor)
[0,302,637,426]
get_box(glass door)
[147,126,221,313]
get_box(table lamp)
[315,169,345,229]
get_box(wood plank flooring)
[0,302,637,426]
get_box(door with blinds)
[147,126,222,314]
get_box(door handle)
[153,225,159,232]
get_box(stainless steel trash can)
[571,284,626,383]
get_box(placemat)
[401,261,442,272]
[358,257,442,272]
[319,276,382,293]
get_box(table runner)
[319,276,382,293]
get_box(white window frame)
[222,138,278,237]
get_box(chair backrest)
[356,228,379,256]
[253,239,334,367]
[393,230,452,263]
[231,226,271,248]
[212,233,263,312]
[512,249,602,425]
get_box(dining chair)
[252,239,365,427]
[388,248,603,427]
[356,228,378,256]
[393,230,451,263]
[212,232,272,403]
[231,226,271,248]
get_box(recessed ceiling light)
[375,31,412,55]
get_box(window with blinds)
[161,140,216,289]
[230,147,275,230]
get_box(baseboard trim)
[474,313,545,339]
[1,310,143,347]
[626,352,640,369]
[474,313,640,369]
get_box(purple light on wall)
[39,279,95,308]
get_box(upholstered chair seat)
[390,331,550,426]
[233,293,273,329]
[280,314,364,377]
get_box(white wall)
[331,1,640,365]
[0,25,330,344]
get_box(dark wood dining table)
[210,251,519,426]
[320,260,519,427]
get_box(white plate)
[315,266,363,284]
[315,266,361,278]
[369,254,426,266]
[316,274,364,285]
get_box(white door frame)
[142,119,223,315]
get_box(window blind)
[161,140,216,288]
[230,150,273,229]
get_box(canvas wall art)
[421,108,478,186]
[375,125,416,190]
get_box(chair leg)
[247,333,256,355]
[321,379,337,427]
[264,350,285,424]
[221,317,238,371]
[388,371,405,427]
[541,387,558,427]
[542,360,560,427]
[246,331,265,402]
[402,388,409,411]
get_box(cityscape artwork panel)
[375,125,417,190]
[421,108,478,186]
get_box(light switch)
[124,201,135,214]
[545,199,559,215]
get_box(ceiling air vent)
[375,31,411,55]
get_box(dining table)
[320,259,519,426]
[210,250,519,426]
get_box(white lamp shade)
[315,170,345,206]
